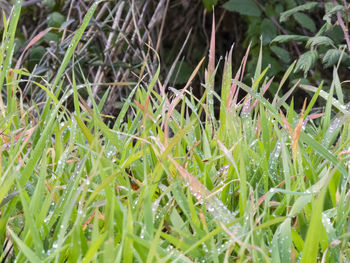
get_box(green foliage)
[223,0,261,17]
[293,12,316,33]
[322,48,347,68]
[0,1,350,262]
[273,1,350,74]
[261,19,277,45]
[294,50,318,77]
[270,46,291,63]
[271,35,309,43]
[279,2,318,22]
[201,0,350,95]
[47,12,65,28]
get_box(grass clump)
[1,1,350,263]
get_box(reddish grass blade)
[15,27,54,70]
[207,12,216,90]
[292,99,307,162]
[164,57,205,146]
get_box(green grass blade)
[8,228,42,263]
[300,188,327,263]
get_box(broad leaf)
[280,2,318,22]
[270,46,291,63]
[322,48,346,67]
[306,36,334,48]
[272,35,309,43]
[294,50,318,76]
[223,0,261,17]
[261,18,277,45]
[293,12,316,32]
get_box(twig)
[343,0,349,30]
[334,0,350,52]
[22,0,42,7]
[89,2,125,106]
[154,0,170,61]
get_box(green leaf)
[294,50,318,75]
[323,5,344,24]
[43,32,59,43]
[8,228,42,263]
[322,48,345,67]
[270,46,291,63]
[19,89,74,186]
[272,35,309,43]
[261,19,277,45]
[327,25,345,44]
[280,2,318,22]
[29,46,46,66]
[43,0,55,9]
[47,12,65,27]
[293,12,316,33]
[306,36,334,48]
[289,195,312,217]
[223,0,261,17]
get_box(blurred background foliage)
[2,0,350,115]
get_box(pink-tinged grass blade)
[227,43,251,109]
[207,12,215,90]
[250,77,274,111]
[292,99,306,164]
[164,57,205,146]
[168,155,241,232]
[15,27,54,71]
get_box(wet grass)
[1,1,350,262]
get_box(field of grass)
[1,1,350,262]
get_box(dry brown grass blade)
[78,93,94,116]
[168,156,209,204]
[134,95,155,121]
[1,125,37,151]
[279,109,293,137]
[90,2,125,106]
[167,153,241,234]
[217,140,239,174]
[239,43,251,82]
[226,63,241,110]
[164,57,205,146]
[154,0,170,59]
[227,43,251,108]
[139,39,151,81]
[163,29,192,89]
[157,80,169,106]
[292,99,307,162]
